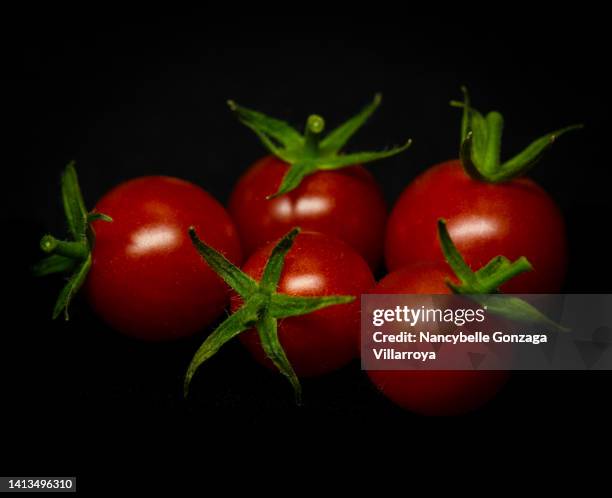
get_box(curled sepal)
[228,94,411,196]
[437,219,565,330]
[52,254,92,320]
[457,85,471,143]
[35,162,112,320]
[256,311,302,405]
[88,212,113,223]
[186,227,356,403]
[451,87,583,182]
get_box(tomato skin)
[232,231,375,377]
[86,176,242,341]
[228,155,387,269]
[366,264,509,416]
[385,160,567,293]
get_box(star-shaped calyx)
[184,227,355,404]
[450,86,582,183]
[33,162,112,319]
[228,94,412,197]
[437,219,567,332]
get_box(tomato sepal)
[269,294,353,319]
[34,162,112,320]
[183,297,264,397]
[228,95,412,197]
[437,219,567,331]
[51,254,92,320]
[188,225,258,299]
[451,86,583,183]
[256,310,302,405]
[31,254,77,277]
[185,227,355,403]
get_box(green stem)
[40,234,88,260]
[303,114,325,156]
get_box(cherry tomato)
[366,264,509,416]
[232,231,375,377]
[385,160,567,293]
[87,176,242,340]
[228,155,387,269]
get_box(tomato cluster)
[36,90,580,416]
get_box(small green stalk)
[451,86,583,183]
[40,235,89,260]
[184,227,355,404]
[33,162,112,320]
[228,94,412,197]
[303,114,325,156]
[437,219,567,331]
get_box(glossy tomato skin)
[366,264,509,416]
[233,231,375,377]
[385,160,567,293]
[228,155,387,270]
[87,176,242,341]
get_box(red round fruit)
[366,264,509,416]
[229,155,387,269]
[385,160,567,293]
[87,176,242,341]
[232,231,375,377]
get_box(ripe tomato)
[366,264,509,416]
[385,160,567,293]
[233,231,375,377]
[87,176,242,340]
[229,156,387,269]
[226,96,411,269]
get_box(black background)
[2,12,611,483]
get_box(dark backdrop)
[2,13,610,482]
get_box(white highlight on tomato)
[295,196,332,217]
[127,225,179,255]
[451,216,500,243]
[284,273,325,293]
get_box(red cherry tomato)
[366,264,509,416]
[228,155,387,269]
[232,231,375,377]
[86,176,242,341]
[385,160,567,293]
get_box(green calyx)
[33,162,112,320]
[451,86,583,183]
[437,219,567,331]
[228,94,412,197]
[185,227,355,404]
